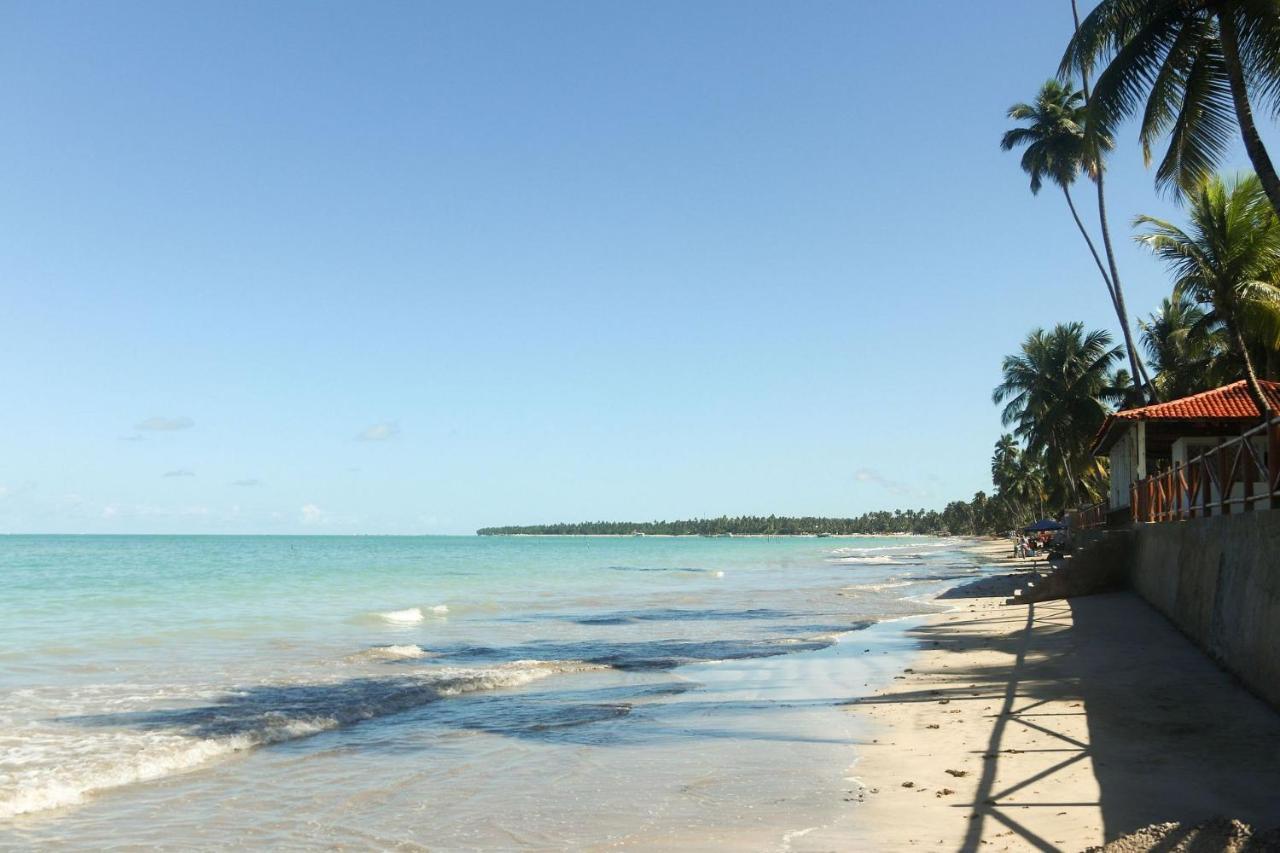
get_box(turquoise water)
[0,534,990,848]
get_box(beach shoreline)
[801,543,1280,852]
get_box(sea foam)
[378,607,425,624]
[345,644,432,662]
[0,659,605,820]
[374,605,448,624]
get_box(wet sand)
[799,541,1280,851]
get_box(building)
[1090,379,1280,519]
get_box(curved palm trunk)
[1094,172,1157,399]
[1071,0,1159,404]
[1224,312,1275,418]
[1218,8,1280,219]
[1062,186,1116,291]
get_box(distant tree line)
[477,502,1019,537]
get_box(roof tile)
[1091,380,1280,455]
[1112,379,1280,421]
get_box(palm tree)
[1001,80,1153,398]
[1062,0,1280,217]
[991,434,1046,520]
[1067,0,1157,405]
[993,323,1127,508]
[1134,173,1280,416]
[1140,292,1228,397]
[991,434,1023,487]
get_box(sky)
[0,1,1273,534]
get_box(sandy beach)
[797,539,1280,852]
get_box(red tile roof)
[1111,379,1280,421]
[1091,380,1280,455]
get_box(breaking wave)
[373,604,448,625]
[344,644,433,662]
[829,555,900,565]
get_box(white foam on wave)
[374,605,448,624]
[378,607,424,624]
[0,659,606,820]
[830,539,960,558]
[345,644,433,662]
[831,555,899,565]
[843,579,917,593]
[712,571,725,578]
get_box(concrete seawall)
[1128,510,1280,709]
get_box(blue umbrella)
[1023,518,1066,532]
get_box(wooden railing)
[1130,415,1280,523]
[1071,499,1109,531]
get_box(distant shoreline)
[477,514,970,537]
[476,532,936,538]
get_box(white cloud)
[300,503,327,525]
[163,469,196,478]
[136,416,194,432]
[232,478,261,487]
[356,422,399,441]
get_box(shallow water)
[0,534,994,848]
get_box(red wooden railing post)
[1219,442,1231,515]
[1202,455,1212,517]
[1242,427,1255,512]
[1270,417,1280,510]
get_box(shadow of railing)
[857,593,1280,851]
[958,601,1089,853]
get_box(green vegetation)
[986,1,1280,519]
[478,503,1014,537]
[1062,0,1280,214]
[992,322,1129,508]
[1134,174,1280,415]
[1140,294,1222,400]
[1002,79,1150,397]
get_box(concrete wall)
[1129,510,1280,709]
[1022,531,1131,603]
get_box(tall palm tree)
[1001,80,1152,397]
[1134,173,1280,416]
[1062,0,1280,216]
[993,323,1127,508]
[1067,0,1156,404]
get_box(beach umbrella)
[1023,518,1066,532]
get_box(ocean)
[0,534,996,849]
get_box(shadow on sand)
[851,592,1280,851]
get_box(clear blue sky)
[0,1,1271,534]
